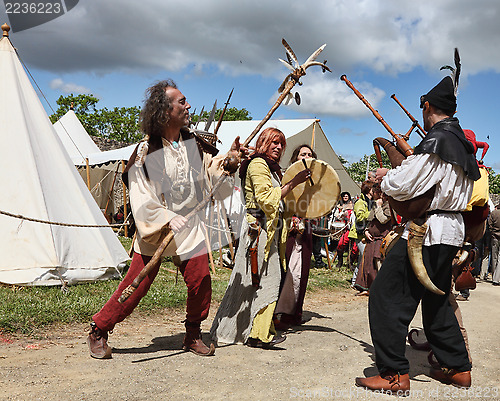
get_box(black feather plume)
[440,48,461,96]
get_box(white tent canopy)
[212,119,360,196]
[53,109,136,167]
[87,144,136,166]
[0,27,129,286]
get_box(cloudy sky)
[2,0,500,168]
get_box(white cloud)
[271,72,386,118]
[9,0,500,77]
[49,78,92,94]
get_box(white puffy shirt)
[381,153,474,247]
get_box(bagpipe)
[341,75,435,221]
[341,74,486,295]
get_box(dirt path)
[1,281,499,400]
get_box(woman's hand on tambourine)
[291,168,311,186]
[281,168,311,199]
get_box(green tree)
[50,94,141,142]
[191,107,252,126]
[49,94,101,136]
[337,154,348,167]
[347,152,391,183]
[94,106,141,142]
[488,168,500,194]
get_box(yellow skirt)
[249,301,277,342]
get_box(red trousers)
[93,247,211,332]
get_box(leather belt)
[427,209,459,216]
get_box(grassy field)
[0,237,351,335]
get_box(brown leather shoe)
[183,322,215,356]
[183,338,216,356]
[429,368,471,388]
[356,371,410,395]
[87,322,112,359]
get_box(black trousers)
[369,238,471,375]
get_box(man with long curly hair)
[87,80,243,358]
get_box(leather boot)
[429,368,471,388]
[356,370,410,394]
[87,321,112,359]
[183,321,215,356]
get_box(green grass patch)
[0,242,350,335]
[306,264,352,292]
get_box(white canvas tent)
[53,109,102,165]
[0,25,129,286]
[53,111,136,167]
[53,109,136,216]
[212,119,360,195]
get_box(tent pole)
[217,201,223,269]
[128,230,136,257]
[202,224,216,274]
[208,199,214,254]
[325,239,332,270]
[122,160,128,238]
[220,201,235,262]
[321,216,332,269]
[310,121,317,149]
[104,162,120,219]
[85,158,91,190]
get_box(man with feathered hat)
[356,49,480,394]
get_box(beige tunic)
[128,135,232,257]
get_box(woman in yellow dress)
[210,127,310,348]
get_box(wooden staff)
[118,174,229,303]
[118,39,330,304]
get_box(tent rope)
[312,223,349,238]
[0,209,128,228]
[203,223,237,235]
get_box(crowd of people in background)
[320,171,500,302]
[458,200,500,302]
